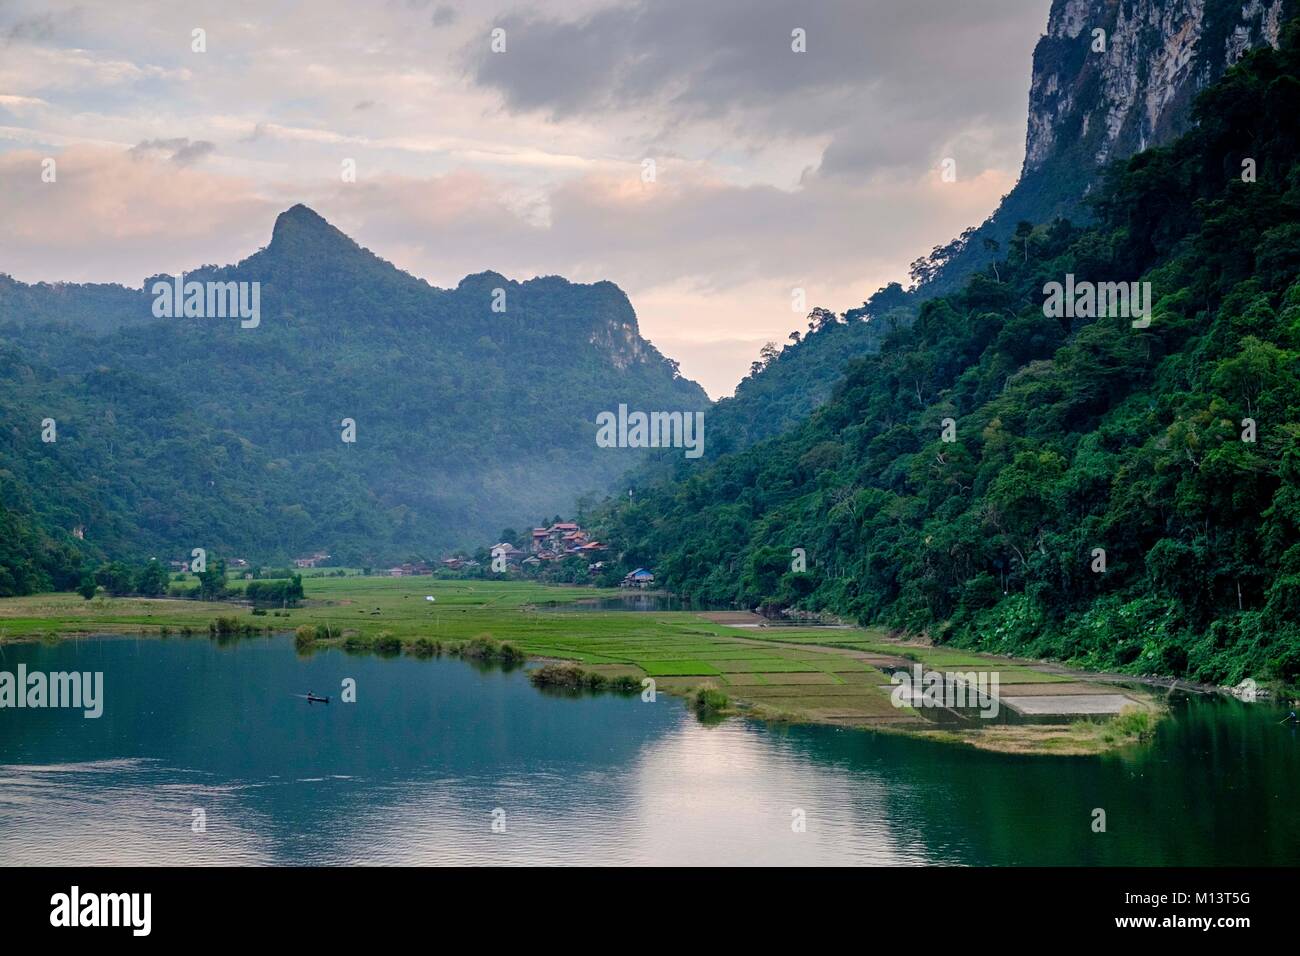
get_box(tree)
[134,560,169,597]
[94,561,135,597]
[196,558,228,601]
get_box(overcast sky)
[0,0,1051,397]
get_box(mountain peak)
[269,204,351,249]
[257,203,403,282]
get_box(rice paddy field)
[0,575,1158,754]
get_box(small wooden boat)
[306,693,330,703]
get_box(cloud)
[0,146,272,283]
[467,0,1049,178]
[1,10,56,45]
[129,137,216,165]
[0,0,1052,395]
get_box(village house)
[527,522,608,561]
[441,557,482,571]
[294,551,330,569]
[466,521,607,574]
[530,523,580,553]
[623,568,655,589]
[490,543,526,565]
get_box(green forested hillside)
[0,205,706,590]
[596,27,1300,686]
[625,287,914,489]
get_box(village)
[472,522,652,589]
[493,521,607,570]
[286,521,654,588]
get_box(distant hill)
[0,204,706,588]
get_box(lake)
[533,592,702,612]
[1,634,1296,865]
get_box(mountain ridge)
[0,205,706,587]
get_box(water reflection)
[0,635,1295,865]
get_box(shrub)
[1093,707,1156,746]
[607,674,641,693]
[343,634,371,651]
[409,637,442,658]
[688,685,730,718]
[245,575,305,607]
[454,634,526,665]
[532,663,604,689]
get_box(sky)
[0,0,1052,397]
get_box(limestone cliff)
[1025,0,1286,176]
[915,0,1292,296]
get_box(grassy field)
[0,575,1158,754]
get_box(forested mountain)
[912,0,1294,297]
[595,23,1300,686]
[625,285,915,489]
[639,0,1291,485]
[0,205,706,590]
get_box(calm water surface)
[0,634,1296,865]
[535,593,701,612]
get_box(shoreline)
[0,579,1179,756]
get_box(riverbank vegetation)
[529,662,641,693]
[913,704,1162,756]
[0,576,1173,755]
[687,685,731,719]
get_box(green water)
[0,634,1295,865]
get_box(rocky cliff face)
[914,0,1292,297]
[1024,0,1287,176]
